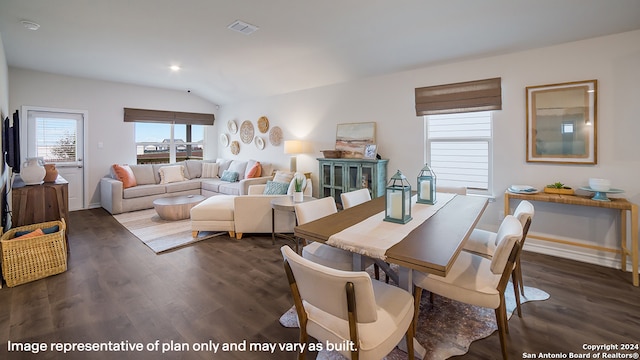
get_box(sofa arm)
[100,177,124,214]
[234,195,295,237]
[238,176,272,195]
[248,184,267,195]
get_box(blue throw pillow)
[14,225,60,238]
[220,170,239,182]
[263,181,289,195]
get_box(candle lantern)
[417,163,437,205]
[384,170,412,224]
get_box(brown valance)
[124,108,215,125]
[415,77,502,116]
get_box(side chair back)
[294,197,337,225]
[341,189,372,209]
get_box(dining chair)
[340,188,371,209]
[281,245,415,360]
[463,200,535,297]
[412,215,524,360]
[295,197,354,271]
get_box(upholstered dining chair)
[340,188,372,209]
[412,215,523,360]
[463,200,535,297]
[281,245,415,360]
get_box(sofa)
[100,159,273,214]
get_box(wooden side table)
[12,174,69,231]
[504,190,638,286]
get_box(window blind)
[124,108,214,125]
[415,77,502,116]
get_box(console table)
[504,190,638,286]
[12,175,70,232]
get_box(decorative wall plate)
[257,116,269,133]
[255,136,265,150]
[220,133,229,147]
[230,140,240,155]
[227,120,238,134]
[240,120,254,144]
[269,126,283,146]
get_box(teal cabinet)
[318,158,388,208]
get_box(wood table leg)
[621,209,628,273]
[632,204,638,286]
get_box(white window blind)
[30,113,80,164]
[426,111,492,191]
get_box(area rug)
[279,283,549,360]
[113,209,225,253]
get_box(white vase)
[293,191,304,202]
[21,157,46,185]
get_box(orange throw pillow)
[246,161,262,178]
[112,164,137,188]
[14,228,45,239]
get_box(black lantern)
[384,170,412,224]
[417,163,436,205]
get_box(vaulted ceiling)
[1,0,639,105]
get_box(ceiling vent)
[227,20,259,35]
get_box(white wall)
[219,30,640,269]
[8,68,218,207]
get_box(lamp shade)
[284,140,304,154]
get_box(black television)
[3,110,21,172]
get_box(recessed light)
[170,65,181,71]
[20,20,40,31]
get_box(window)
[425,111,492,193]
[135,123,204,164]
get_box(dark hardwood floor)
[1,208,638,359]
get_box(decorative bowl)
[588,178,611,191]
[321,150,342,158]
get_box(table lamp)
[284,140,304,172]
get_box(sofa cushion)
[273,170,294,184]
[202,162,219,178]
[218,182,242,196]
[112,164,137,188]
[124,184,166,199]
[184,160,204,179]
[165,179,202,193]
[228,160,248,180]
[263,180,289,195]
[159,165,186,184]
[129,164,156,185]
[216,159,233,177]
[220,170,239,182]
[201,179,221,193]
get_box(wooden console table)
[504,190,638,286]
[12,175,70,232]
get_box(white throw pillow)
[202,162,219,178]
[159,165,185,184]
[273,170,294,184]
[287,173,307,195]
[228,160,248,180]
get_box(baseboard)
[524,238,632,272]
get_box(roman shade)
[415,77,502,116]
[124,108,215,125]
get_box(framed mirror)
[526,80,597,164]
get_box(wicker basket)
[1,219,67,287]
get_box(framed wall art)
[335,122,376,158]
[526,80,597,164]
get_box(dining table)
[294,193,489,291]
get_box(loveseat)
[100,159,273,214]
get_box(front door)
[25,107,86,211]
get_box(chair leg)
[374,264,380,280]
[494,305,509,360]
[298,329,308,360]
[413,286,423,333]
[406,317,416,360]
[511,271,522,318]
[429,292,435,304]
[516,259,525,295]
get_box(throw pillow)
[246,161,262,178]
[159,165,186,184]
[273,170,294,184]
[263,180,290,195]
[228,160,248,180]
[220,170,239,182]
[202,162,219,178]
[129,165,156,185]
[15,225,60,237]
[287,173,307,195]
[112,164,137,188]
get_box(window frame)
[424,111,494,196]
[135,122,205,164]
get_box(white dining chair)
[463,200,535,297]
[295,197,354,271]
[340,188,371,209]
[412,215,524,360]
[281,245,415,360]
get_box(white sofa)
[100,159,273,214]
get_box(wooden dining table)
[294,194,489,291]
